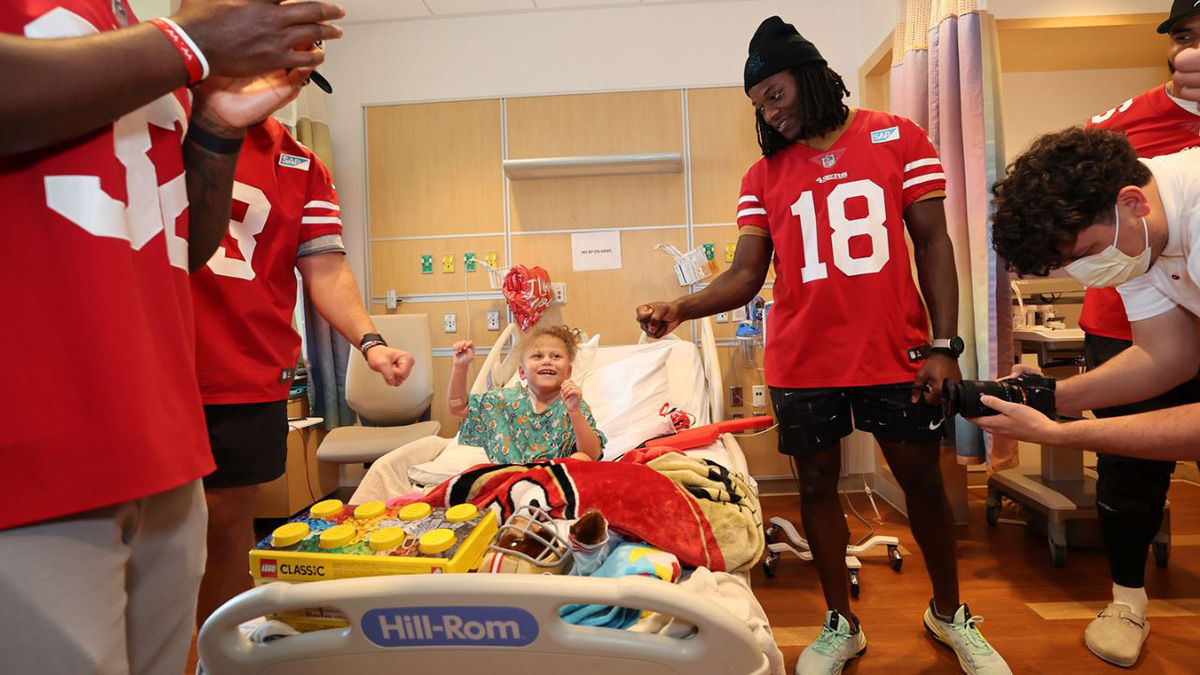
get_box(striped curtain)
[279,89,355,430]
[890,0,1016,469]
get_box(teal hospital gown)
[459,387,607,463]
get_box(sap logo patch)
[278,154,311,171]
[871,126,901,144]
[260,559,278,578]
[362,606,539,648]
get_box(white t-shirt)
[1117,149,1200,322]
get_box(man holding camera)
[987,122,1200,666]
[991,4,1200,667]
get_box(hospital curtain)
[279,88,355,430]
[890,0,1016,469]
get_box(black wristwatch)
[359,332,387,356]
[930,336,965,359]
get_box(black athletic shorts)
[770,383,946,457]
[202,400,289,489]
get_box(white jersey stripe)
[902,173,946,189]
[737,207,768,219]
[903,158,942,173]
[301,216,343,225]
[738,195,760,205]
[304,200,340,211]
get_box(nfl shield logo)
[821,154,836,169]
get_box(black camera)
[941,375,1057,419]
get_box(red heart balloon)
[502,265,554,330]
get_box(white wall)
[989,0,1164,19]
[320,0,861,290]
[1001,66,1167,158]
[858,0,897,63]
[127,0,172,20]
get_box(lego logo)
[261,559,278,578]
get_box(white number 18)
[791,179,889,283]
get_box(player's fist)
[1174,47,1200,102]
[561,380,582,413]
[636,301,682,339]
[452,341,475,368]
[173,0,345,79]
[366,347,414,387]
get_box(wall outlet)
[715,311,729,324]
[443,312,457,333]
[484,252,499,269]
[486,310,500,331]
[385,289,398,310]
[552,282,566,304]
[420,254,433,274]
[729,386,744,408]
[751,385,766,408]
[441,254,455,274]
[724,243,737,263]
[464,252,476,272]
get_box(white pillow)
[579,343,673,460]
[407,442,489,486]
[590,340,709,425]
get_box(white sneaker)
[923,602,1012,675]
[795,610,866,675]
[1085,603,1149,667]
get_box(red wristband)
[148,18,209,85]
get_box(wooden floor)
[754,480,1200,674]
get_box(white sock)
[1112,583,1148,617]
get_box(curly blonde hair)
[520,325,580,362]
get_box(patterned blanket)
[420,447,763,572]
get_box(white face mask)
[1064,203,1151,288]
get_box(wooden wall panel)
[687,87,761,225]
[509,228,687,344]
[382,299,509,351]
[369,235,505,297]
[365,100,503,237]
[507,91,685,230]
[714,344,790,479]
[506,91,683,158]
[509,174,685,230]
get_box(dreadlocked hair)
[756,65,850,157]
[520,325,581,363]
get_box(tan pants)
[0,480,207,675]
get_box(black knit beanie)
[744,16,827,92]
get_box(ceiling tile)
[425,0,535,14]
[344,0,430,23]
[534,0,631,7]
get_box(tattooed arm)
[183,109,243,273]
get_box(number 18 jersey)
[737,110,946,388]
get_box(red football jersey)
[0,0,212,529]
[738,110,946,388]
[1081,85,1200,341]
[191,118,343,404]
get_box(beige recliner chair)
[316,313,441,466]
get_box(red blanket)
[421,449,732,571]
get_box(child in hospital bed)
[448,325,605,463]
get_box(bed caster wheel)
[888,545,902,572]
[849,570,860,598]
[1154,541,1170,568]
[985,503,1001,526]
[765,524,782,545]
[1049,541,1067,568]
[762,551,780,578]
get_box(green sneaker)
[923,601,1012,675]
[795,610,866,675]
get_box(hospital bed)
[198,318,778,674]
